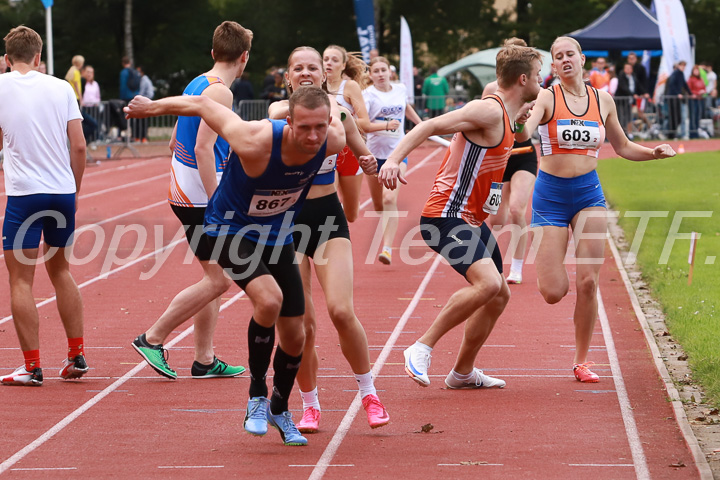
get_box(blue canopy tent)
[568,0,662,51]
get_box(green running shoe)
[131,333,177,379]
[191,356,246,378]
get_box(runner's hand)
[378,160,407,190]
[359,155,378,175]
[653,144,676,159]
[123,96,152,119]
[515,101,535,124]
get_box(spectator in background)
[230,72,254,112]
[589,57,610,91]
[37,61,46,74]
[422,66,449,118]
[413,66,423,99]
[261,70,287,103]
[119,56,139,102]
[262,66,278,90]
[135,65,155,143]
[616,62,650,138]
[0,55,7,73]
[64,55,84,104]
[688,64,707,138]
[700,62,717,112]
[81,65,101,143]
[82,65,101,106]
[666,61,691,139]
[627,52,648,93]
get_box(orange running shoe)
[573,362,600,382]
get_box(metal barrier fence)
[603,95,717,140]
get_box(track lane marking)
[0,290,246,474]
[597,286,650,479]
[308,255,443,480]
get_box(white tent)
[438,47,553,89]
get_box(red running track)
[0,147,709,479]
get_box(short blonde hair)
[72,55,84,68]
[496,45,543,89]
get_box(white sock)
[355,371,377,398]
[511,258,524,273]
[299,387,321,411]
[450,369,472,381]
[382,245,392,253]
[413,341,433,354]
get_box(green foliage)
[598,152,720,407]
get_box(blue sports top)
[174,75,230,174]
[204,119,328,245]
[312,153,338,185]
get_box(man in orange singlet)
[379,45,543,390]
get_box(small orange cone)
[678,143,685,154]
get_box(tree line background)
[1,0,718,99]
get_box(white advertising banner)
[654,0,693,79]
[400,16,414,104]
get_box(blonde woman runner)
[269,47,390,433]
[516,37,675,382]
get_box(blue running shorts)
[531,170,606,228]
[3,194,76,250]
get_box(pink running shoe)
[296,407,321,433]
[362,394,390,429]
[573,362,600,383]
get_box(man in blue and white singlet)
[131,21,253,381]
[125,86,346,447]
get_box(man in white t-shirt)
[0,26,88,386]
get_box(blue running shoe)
[267,409,308,446]
[244,397,269,436]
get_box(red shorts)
[336,146,362,176]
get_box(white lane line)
[308,255,442,480]
[0,235,186,326]
[11,467,77,471]
[80,173,168,200]
[596,287,650,480]
[606,233,714,479]
[82,157,163,179]
[0,174,168,222]
[358,146,444,211]
[0,291,246,474]
[0,199,167,262]
[291,465,354,468]
[158,466,225,469]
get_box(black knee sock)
[270,346,302,415]
[247,318,275,398]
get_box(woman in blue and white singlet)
[362,56,422,265]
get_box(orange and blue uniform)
[420,95,514,276]
[532,84,608,227]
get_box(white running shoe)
[506,270,522,284]
[403,344,432,387]
[1,365,43,386]
[445,368,506,389]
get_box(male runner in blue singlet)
[125,86,353,446]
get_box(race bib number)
[317,154,337,175]
[557,119,601,150]
[482,182,503,215]
[248,186,304,217]
[376,117,401,139]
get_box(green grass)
[597,151,720,406]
